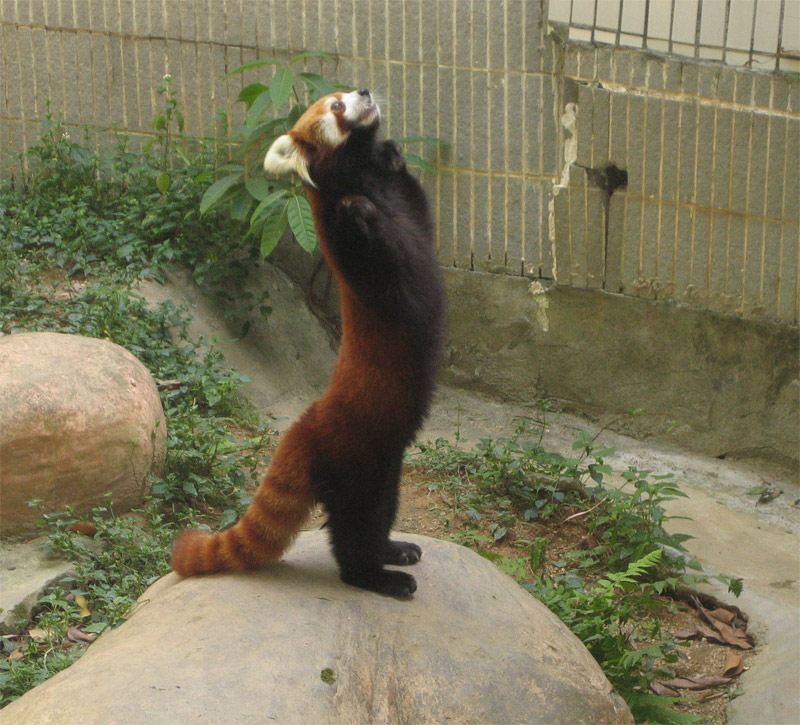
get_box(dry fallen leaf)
[650,681,680,697]
[706,607,736,625]
[74,594,91,619]
[660,676,733,691]
[672,627,701,640]
[723,651,746,677]
[694,600,753,649]
[8,649,25,661]
[696,621,727,645]
[28,628,56,642]
[67,626,97,643]
[70,521,98,537]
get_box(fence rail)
[549,0,800,72]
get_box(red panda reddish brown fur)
[170,89,444,598]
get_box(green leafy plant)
[199,53,449,259]
[412,406,743,722]
[531,550,699,724]
[197,52,340,257]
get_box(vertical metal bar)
[643,0,650,49]
[775,0,786,70]
[591,0,598,44]
[749,0,759,67]
[668,0,676,54]
[694,0,703,58]
[616,0,624,46]
[722,0,731,65]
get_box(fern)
[530,549,691,724]
[591,548,663,599]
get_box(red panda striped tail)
[170,471,315,577]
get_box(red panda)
[170,89,444,598]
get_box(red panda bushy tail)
[170,442,316,577]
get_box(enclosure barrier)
[1,0,797,323]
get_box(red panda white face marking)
[263,89,380,188]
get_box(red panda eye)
[331,101,344,112]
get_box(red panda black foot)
[341,568,417,599]
[385,540,422,565]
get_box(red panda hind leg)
[318,450,421,599]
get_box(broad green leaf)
[245,176,271,201]
[245,89,273,128]
[250,189,289,228]
[286,194,318,253]
[259,203,288,257]
[225,58,283,79]
[230,188,254,222]
[290,51,334,65]
[192,170,213,185]
[155,172,171,194]
[174,146,190,165]
[240,119,284,148]
[199,173,242,216]
[237,82,269,108]
[287,103,306,126]
[297,72,335,100]
[270,66,295,109]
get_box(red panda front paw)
[385,540,422,565]
[338,195,377,237]
[379,140,406,173]
[339,195,376,219]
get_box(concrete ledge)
[441,268,799,464]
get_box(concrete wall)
[442,267,798,463]
[554,43,800,323]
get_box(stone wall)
[554,42,800,323]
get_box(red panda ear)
[263,134,315,188]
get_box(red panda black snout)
[263,89,380,187]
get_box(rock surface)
[0,332,166,535]
[3,531,632,724]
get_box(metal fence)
[549,0,800,72]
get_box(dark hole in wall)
[603,164,628,197]
[584,163,628,198]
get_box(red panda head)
[263,89,380,188]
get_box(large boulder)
[3,531,632,724]
[0,332,166,536]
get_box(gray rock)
[0,538,72,633]
[0,332,166,536]
[3,531,632,724]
